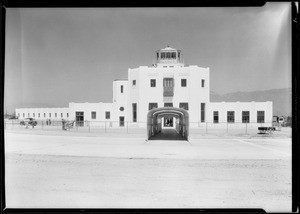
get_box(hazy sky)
[5,3,291,113]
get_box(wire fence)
[4,119,276,135]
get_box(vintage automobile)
[20,118,38,127]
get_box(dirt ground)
[4,128,291,212]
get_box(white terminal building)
[16,46,273,138]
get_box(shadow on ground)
[149,129,186,141]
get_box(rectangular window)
[181,79,187,87]
[213,111,219,123]
[132,103,137,122]
[23,113,25,117]
[121,85,123,93]
[91,111,96,119]
[171,52,176,58]
[49,113,51,118]
[67,113,69,118]
[38,113,40,118]
[164,103,173,107]
[150,79,156,87]
[44,113,46,117]
[28,113,30,117]
[227,111,235,123]
[202,79,205,87]
[105,111,110,119]
[55,113,57,118]
[201,103,206,122]
[61,113,63,118]
[33,113,35,117]
[179,102,189,110]
[166,52,171,58]
[149,103,158,110]
[242,111,250,123]
[163,78,174,97]
[163,78,174,87]
[18,113,20,117]
[161,52,165,59]
[257,111,265,123]
[132,80,136,86]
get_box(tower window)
[121,85,123,93]
[166,52,171,59]
[171,52,176,59]
[150,79,156,87]
[202,79,205,87]
[181,79,187,87]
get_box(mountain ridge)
[210,88,292,116]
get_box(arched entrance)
[147,107,189,140]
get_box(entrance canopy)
[147,107,189,140]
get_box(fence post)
[226,122,228,133]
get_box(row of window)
[148,102,189,110]
[19,113,69,118]
[123,78,205,90]
[213,111,265,123]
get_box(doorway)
[163,116,173,127]
[119,116,125,127]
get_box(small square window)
[179,102,189,110]
[133,80,136,86]
[150,79,156,87]
[181,79,187,87]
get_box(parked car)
[20,118,37,127]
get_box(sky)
[4,3,291,113]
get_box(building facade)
[16,46,273,128]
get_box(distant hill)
[210,88,292,117]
